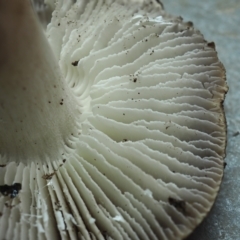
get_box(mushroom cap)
[0,0,227,240]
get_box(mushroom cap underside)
[0,0,227,240]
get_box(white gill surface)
[0,0,227,240]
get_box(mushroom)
[0,0,227,240]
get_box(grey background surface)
[162,0,240,239]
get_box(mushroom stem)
[0,0,80,164]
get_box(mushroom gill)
[0,0,227,240]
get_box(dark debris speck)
[168,197,186,214]
[71,61,79,66]
[0,183,22,198]
[224,162,227,169]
